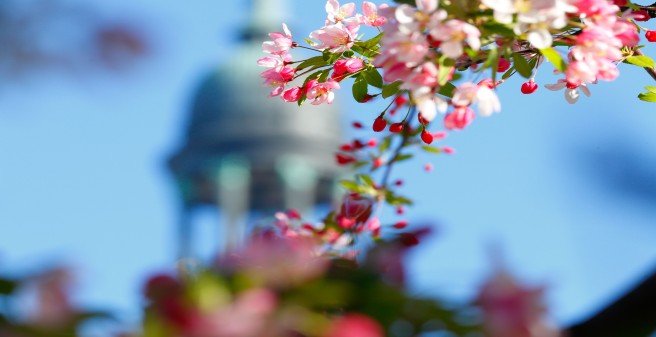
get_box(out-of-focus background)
[1,0,656,333]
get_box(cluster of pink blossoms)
[546,0,639,103]
[373,0,489,125]
[258,1,390,105]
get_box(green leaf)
[359,33,383,49]
[385,192,414,206]
[393,153,413,163]
[482,47,499,69]
[339,180,361,191]
[540,47,566,72]
[318,69,331,82]
[296,56,328,71]
[379,136,392,152]
[638,91,656,102]
[352,74,369,102]
[645,86,656,93]
[322,50,340,64]
[352,36,381,58]
[421,146,442,154]
[481,22,515,36]
[358,174,375,187]
[625,55,655,68]
[512,53,533,78]
[362,67,384,88]
[437,82,457,98]
[437,56,455,86]
[501,66,516,80]
[382,81,403,98]
[303,69,328,85]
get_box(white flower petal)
[441,41,463,58]
[395,5,416,24]
[565,88,579,104]
[528,29,553,49]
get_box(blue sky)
[1,0,656,332]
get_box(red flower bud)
[421,129,434,144]
[373,116,386,132]
[340,144,354,151]
[352,121,363,129]
[520,80,538,94]
[393,220,408,229]
[336,153,356,165]
[646,30,656,42]
[633,9,650,21]
[352,139,365,149]
[389,122,404,133]
[497,58,511,72]
[394,95,408,106]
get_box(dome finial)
[242,0,289,40]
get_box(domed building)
[168,0,344,258]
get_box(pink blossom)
[564,61,597,86]
[477,269,560,337]
[375,31,431,68]
[281,86,304,102]
[360,2,387,26]
[231,236,329,287]
[613,19,639,47]
[192,288,278,337]
[305,79,340,105]
[332,57,364,81]
[451,82,500,117]
[395,0,444,34]
[326,0,357,24]
[310,22,359,53]
[415,94,448,123]
[451,82,479,107]
[545,79,591,104]
[29,267,76,328]
[429,20,481,58]
[260,66,296,97]
[337,192,374,230]
[262,23,294,55]
[325,314,384,337]
[444,106,475,130]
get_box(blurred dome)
[168,0,343,211]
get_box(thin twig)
[379,108,417,190]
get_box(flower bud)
[633,10,650,21]
[521,80,538,94]
[389,123,404,133]
[421,129,434,144]
[497,58,511,72]
[646,30,656,42]
[373,116,386,132]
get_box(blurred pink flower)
[477,269,560,337]
[325,314,384,337]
